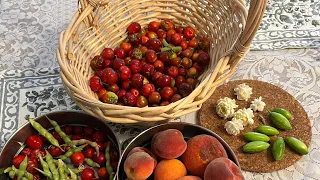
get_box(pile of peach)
[124,129,244,180]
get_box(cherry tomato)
[84,148,95,159]
[30,149,46,161]
[48,146,63,157]
[127,22,141,34]
[188,39,199,48]
[183,27,195,40]
[63,125,73,135]
[120,42,133,54]
[20,148,32,156]
[148,21,159,32]
[84,126,94,137]
[81,168,95,180]
[73,126,83,135]
[71,152,85,167]
[12,155,25,168]
[98,167,109,179]
[93,152,106,166]
[26,135,43,149]
[92,131,106,142]
[26,158,39,174]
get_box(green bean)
[45,116,74,147]
[22,177,28,180]
[29,118,61,149]
[70,168,82,174]
[58,144,87,160]
[24,171,33,180]
[36,168,52,179]
[9,170,16,179]
[68,168,78,180]
[4,166,12,173]
[38,154,51,177]
[18,156,28,180]
[45,150,59,180]
[84,158,100,168]
[105,142,114,180]
[57,159,67,180]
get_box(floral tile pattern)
[0,0,319,70]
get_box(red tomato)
[12,155,25,168]
[183,27,195,40]
[84,148,95,159]
[148,21,160,32]
[63,125,73,135]
[26,135,43,149]
[20,148,32,156]
[48,146,63,157]
[73,126,83,135]
[93,152,106,166]
[92,131,106,142]
[84,126,94,137]
[30,149,46,161]
[71,152,85,167]
[81,168,95,180]
[98,167,109,179]
[26,158,39,174]
[52,132,63,144]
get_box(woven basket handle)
[229,0,267,67]
[79,0,109,9]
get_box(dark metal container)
[117,122,240,180]
[0,111,120,180]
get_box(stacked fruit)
[89,19,211,107]
[123,129,244,180]
[4,117,118,180]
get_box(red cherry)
[98,167,109,179]
[131,73,144,88]
[182,57,192,69]
[127,22,141,34]
[106,84,119,93]
[198,52,210,66]
[128,33,142,45]
[160,87,174,100]
[129,59,143,74]
[157,29,166,39]
[141,83,155,97]
[148,92,161,104]
[114,47,126,59]
[120,42,133,53]
[81,168,95,180]
[103,59,112,68]
[160,101,170,106]
[136,95,148,107]
[146,38,161,52]
[157,75,171,88]
[192,62,203,73]
[170,57,182,67]
[101,68,118,84]
[48,146,63,157]
[130,88,140,97]
[148,21,160,32]
[73,126,83,135]
[183,27,195,39]
[100,48,114,60]
[121,80,131,90]
[147,31,158,39]
[113,58,125,70]
[89,75,103,92]
[145,49,157,63]
[90,55,104,70]
[122,92,137,106]
[154,60,164,72]
[171,33,182,45]
[186,78,198,89]
[141,36,149,44]
[83,126,94,137]
[175,27,184,34]
[187,67,199,78]
[116,89,127,100]
[166,66,179,78]
[141,64,155,78]
[180,41,188,50]
[119,66,132,81]
[178,82,193,97]
[158,51,170,64]
[170,94,182,102]
[160,19,175,31]
[175,76,186,87]
[26,135,43,149]
[189,39,199,48]
[152,72,163,83]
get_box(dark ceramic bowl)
[117,122,240,180]
[0,111,120,180]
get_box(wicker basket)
[57,0,266,124]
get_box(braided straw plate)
[57,0,267,124]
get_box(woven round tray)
[199,80,312,172]
[57,0,267,124]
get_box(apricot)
[151,129,187,159]
[204,158,244,180]
[124,152,155,180]
[127,147,157,168]
[181,134,228,177]
[154,159,187,180]
[177,175,202,180]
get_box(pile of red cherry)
[89,19,210,107]
[11,125,118,180]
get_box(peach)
[154,159,187,180]
[151,129,187,159]
[127,147,158,168]
[177,176,202,180]
[204,158,244,180]
[181,134,228,177]
[124,152,155,180]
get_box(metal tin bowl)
[117,122,240,180]
[0,111,120,180]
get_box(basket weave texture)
[57,0,267,124]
